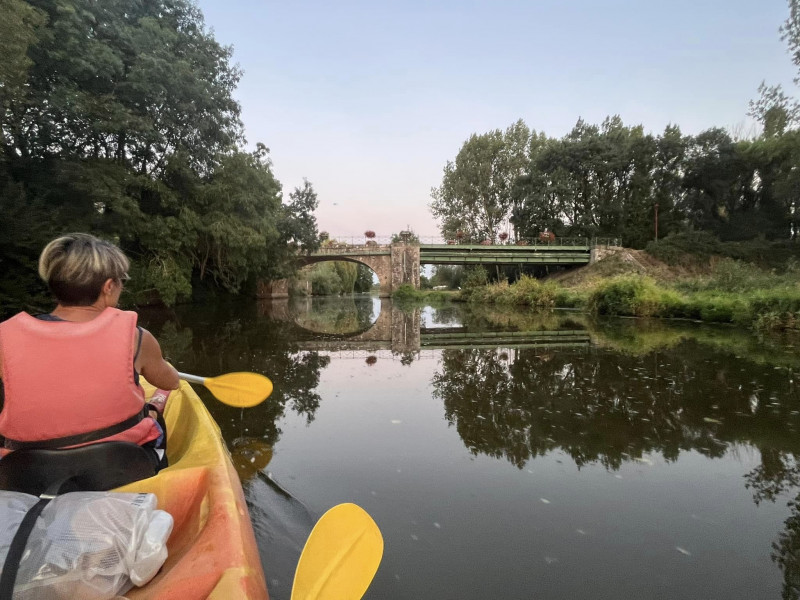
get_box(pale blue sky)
[195,0,797,237]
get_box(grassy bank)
[456,257,800,332]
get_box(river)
[139,296,800,600]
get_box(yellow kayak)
[118,380,269,600]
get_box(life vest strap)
[3,406,149,451]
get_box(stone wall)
[390,243,420,291]
[589,245,624,264]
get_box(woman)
[0,233,179,469]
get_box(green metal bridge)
[419,240,591,266]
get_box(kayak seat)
[0,441,157,496]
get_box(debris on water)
[540,498,551,504]
[703,417,722,424]
[676,546,692,556]
[576,529,587,535]
[410,534,418,541]
[544,556,559,564]
[615,474,623,479]
[395,574,401,581]
[391,420,402,424]
[433,522,441,529]
[634,457,653,465]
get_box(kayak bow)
[118,380,269,599]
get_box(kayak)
[117,380,269,600]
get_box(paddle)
[291,503,383,600]
[178,371,273,408]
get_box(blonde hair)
[38,233,130,305]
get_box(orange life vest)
[0,308,160,449]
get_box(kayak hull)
[118,381,268,600]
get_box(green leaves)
[0,0,318,314]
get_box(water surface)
[140,298,800,600]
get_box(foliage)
[306,263,343,296]
[431,265,464,289]
[465,276,559,309]
[391,230,420,243]
[392,284,423,301]
[749,0,800,135]
[0,0,318,315]
[463,266,489,289]
[353,264,374,293]
[301,260,370,296]
[436,116,800,249]
[283,179,320,252]
[334,261,358,293]
[431,120,530,241]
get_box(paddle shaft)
[178,372,205,385]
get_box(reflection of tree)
[290,296,375,336]
[774,495,800,600]
[433,335,800,597]
[430,306,461,325]
[745,452,800,600]
[432,341,800,471]
[138,302,330,446]
[746,451,800,505]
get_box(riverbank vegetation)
[452,242,800,331]
[1,0,320,317]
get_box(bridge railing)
[313,236,619,248]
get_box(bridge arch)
[296,255,391,297]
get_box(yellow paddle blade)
[291,503,383,600]
[202,372,273,408]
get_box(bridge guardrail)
[315,236,604,248]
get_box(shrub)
[392,284,422,301]
[588,275,661,317]
[507,276,558,308]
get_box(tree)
[282,177,320,252]
[431,120,530,241]
[0,0,321,314]
[353,264,374,293]
[749,0,800,134]
[0,0,45,115]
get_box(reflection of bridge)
[261,239,607,298]
[420,328,590,350]
[261,298,591,353]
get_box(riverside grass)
[460,263,800,332]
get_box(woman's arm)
[136,328,180,390]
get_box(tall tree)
[431,119,530,241]
[749,0,800,134]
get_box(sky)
[195,0,798,238]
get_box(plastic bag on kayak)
[0,491,173,599]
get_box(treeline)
[431,0,800,249]
[1,0,318,316]
[431,118,800,248]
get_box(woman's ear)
[102,278,115,296]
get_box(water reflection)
[139,298,800,599]
[433,342,799,469]
[138,301,331,443]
